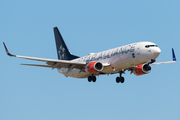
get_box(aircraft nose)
[153,47,161,56]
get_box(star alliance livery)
[3,27,177,83]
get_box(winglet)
[3,42,15,57]
[172,48,176,61]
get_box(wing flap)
[21,64,53,68]
[15,55,86,65]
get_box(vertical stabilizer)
[53,27,79,60]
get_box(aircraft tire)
[120,77,125,83]
[92,76,96,82]
[88,76,92,82]
[116,77,120,83]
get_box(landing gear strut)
[116,71,125,83]
[88,75,96,82]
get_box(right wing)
[3,42,87,69]
[3,42,110,70]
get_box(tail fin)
[53,27,79,60]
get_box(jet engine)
[86,61,104,74]
[133,64,151,76]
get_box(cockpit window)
[145,45,158,48]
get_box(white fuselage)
[58,42,161,78]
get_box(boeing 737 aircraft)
[3,27,177,83]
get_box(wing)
[3,42,110,70]
[151,48,177,65]
[3,42,86,69]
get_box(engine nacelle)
[133,64,151,76]
[86,61,104,74]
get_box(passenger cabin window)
[145,45,158,48]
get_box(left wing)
[123,48,177,75]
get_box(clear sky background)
[0,0,180,120]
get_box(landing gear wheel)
[92,76,96,82]
[116,77,120,83]
[88,75,96,82]
[88,76,92,82]
[116,71,125,83]
[120,77,125,83]
[116,77,125,83]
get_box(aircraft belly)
[110,54,132,70]
[58,68,89,78]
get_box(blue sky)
[1,0,180,120]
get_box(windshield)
[145,45,158,48]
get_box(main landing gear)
[87,71,125,83]
[116,72,125,83]
[88,75,96,82]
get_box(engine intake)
[133,64,151,76]
[86,61,104,74]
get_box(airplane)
[3,27,177,83]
